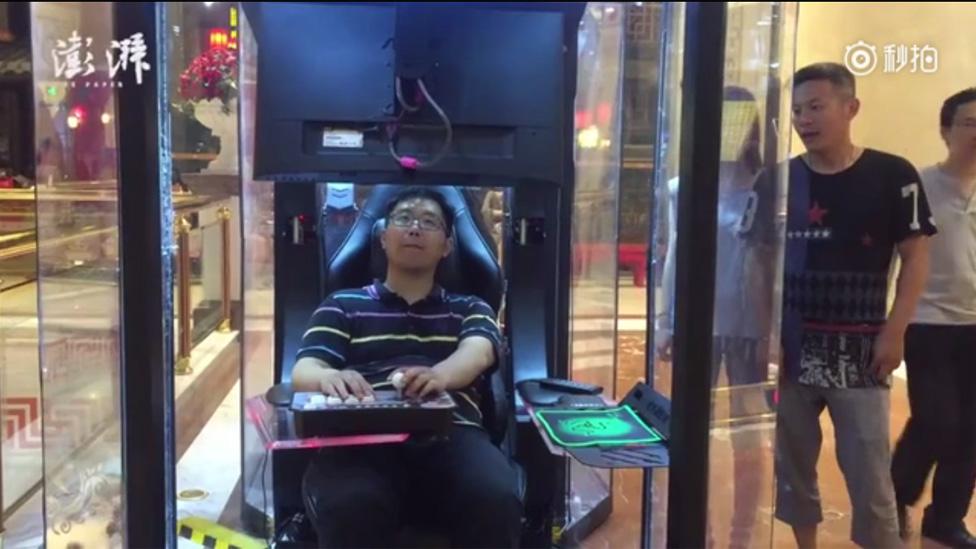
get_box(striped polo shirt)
[296,281,502,427]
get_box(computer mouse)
[515,380,561,406]
[265,383,294,407]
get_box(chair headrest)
[324,185,504,313]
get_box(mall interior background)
[0,2,974,548]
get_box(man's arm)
[402,336,496,398]
[889,235,930,332]
[872,161,938,378]
[871,235,930,377]
[654,177,678,359]
[433,336,495,389]
[402,297,501,398]
[290,296,371,398]
[292,357,335,392]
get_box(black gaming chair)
[270,185,522,546]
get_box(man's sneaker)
[921,524,976,548]
[921,511,976,548]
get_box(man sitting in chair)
[291,187,523,548]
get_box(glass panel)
[29,2,123,545]
[571,1,623,396]
[239,5,276,537]
[587,2,664,547]
[567,1,624,541]
[645,4,685,547]
[165,0,244,534]
[708,3,794,548]
[0,214,43,541]
[0,0,42,526]
[652,3,795,547]
[652,1,685,403]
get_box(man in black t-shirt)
[752,63,936,548]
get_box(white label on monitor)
[322,129,364,149]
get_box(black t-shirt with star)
[751,149,937,388]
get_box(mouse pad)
[534,405,664,448]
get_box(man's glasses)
[389,211,445,232]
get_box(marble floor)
[1,275,244,548]
[3,276,975,548]
[575,284,976,549]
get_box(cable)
[395,76,422,113]
[416,78,453,165]
[388,77,453,170]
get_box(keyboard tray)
[291,390,457,437]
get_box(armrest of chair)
[266,382,295,407]
[486,366,511,447]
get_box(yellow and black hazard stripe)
[177,516,266,549]
[552,524,565,544]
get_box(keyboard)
[291,390,457,438]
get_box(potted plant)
[176,47,239,174]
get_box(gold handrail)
[0,227,117,261]
[0,193,221,261]
[711,380,776,394]
[217,206,232,333]
[0,230,34,244]
[711,412,777,428]
[175,215,193,376]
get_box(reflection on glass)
[319,182,358,265]
[656,3,794,548]
[708,85,773,549]
[0,269,43,526]
[651,2,685,403]
[707,5,795,547]
[652,3,794,548]
[478,187,505,264]
[0,3,42,526]
[647,5,683,547]
[239,5,276,536]
[567,1,623,538]
[166,1,244,535]
[591,2,664,548]
[29,2,123,545]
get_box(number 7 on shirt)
[902,183,921,231]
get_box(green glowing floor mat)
[534,405,664,448]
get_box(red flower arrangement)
[178,47,238,115]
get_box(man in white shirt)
[891,87,976,548]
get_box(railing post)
[175,215,193,375]
[217,206,232,333]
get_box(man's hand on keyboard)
[319,368,374,399]
[394,367,448,399]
